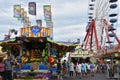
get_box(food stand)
[0,37,77,80]
[70,47,94,63]
[0,37,51,80]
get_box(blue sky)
[0,0,120,44]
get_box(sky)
[0,0,120,44]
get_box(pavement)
[49,72,118,80]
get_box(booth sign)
[70,51,93,57]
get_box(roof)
[0,37,78,53]
[0,38,15,44]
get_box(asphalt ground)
[49,72,119,80]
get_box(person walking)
[62,60,67,77]
[0,57,5,80]
[90,62,95,77]
[4,55,14,80]
[74,62,79,78]
[87,62,91,76]
[69,60,74,78]
[57,59,63,80]
[67,61,70,77]
[81,61,88,77]
[77,62,82,79]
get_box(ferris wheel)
[82,0,120,53]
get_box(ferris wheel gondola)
[82,0,120,54]
[109,14,117,17]
[109,0,118,3]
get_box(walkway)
[49,73,118,80]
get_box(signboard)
[70,50,93,57]
[74,51,88,54]
[21,26,50,37]
[70,53,93,57]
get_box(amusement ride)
[81,0,120,57]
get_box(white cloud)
[53,0,88,17]
[0,0,89,41]
[1,0,120,45]
[53,24,86,42]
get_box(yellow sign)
[74,51,88,54]
[70,53,93,57]
[70,50,91,57]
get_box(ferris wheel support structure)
[82,0,120,54]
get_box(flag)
[36,20,42,26]
[28,2,36,15]
[13,5,21,18]
[43,5,52,21]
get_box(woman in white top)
[77,62,82,78]
[69,61,74,78]
[87,62,91,76]
[75,62,79,78]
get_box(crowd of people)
[1,54,120,80]
[56,58,120,80]
[56,59,96,80]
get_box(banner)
[18,11,28,23]
[23,23,28,27]
[13,5,21,18]
[28,21,31,26]
[24,12,27,18]
[22,11,28,23]
[23,21,31,27]
[28,2,36,15]
[46,21,53,28]
[36,20,42,26]
[24,17,29,23]
[43,5,52,21]
[18,8,24,21]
